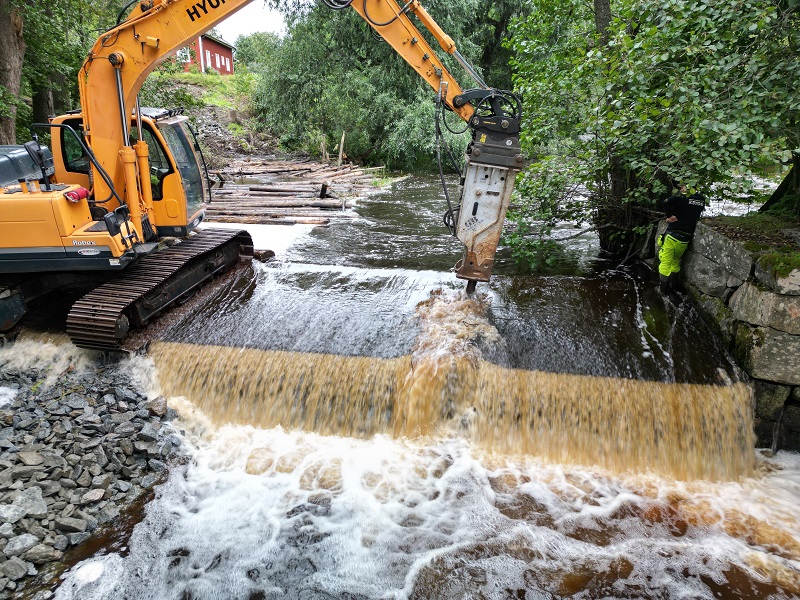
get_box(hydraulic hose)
[435,81,459,235]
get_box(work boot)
[668,274,683,304]
[659,274,670,296]
[669,274,683,294]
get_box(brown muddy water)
[28,174,800,598]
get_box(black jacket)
[664,193,705,241]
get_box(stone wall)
[655,221,800,451]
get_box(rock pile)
[0,356,185,598]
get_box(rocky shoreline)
[0,342,185,598]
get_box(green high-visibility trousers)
[658,234,689,276]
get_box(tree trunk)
[759,154,799,215]
[592,0,625,253]
[0,0,25,144]
[594,0,612,44]
[51,72,73,115]
[32,87,54,125]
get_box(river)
[43,174,800,598]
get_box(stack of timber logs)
[206,158,385,226]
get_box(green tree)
[255,0,523,168]
[0,0,25,144]
[3,0,119,143]
[508,0,800,259]
[235,31,282,69]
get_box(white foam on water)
[0,334,92,388]
[0,387,16,407]
[55,396,800,599]
[200,221,315,255]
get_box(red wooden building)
[178,34,235,75]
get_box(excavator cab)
[50,108,207,238]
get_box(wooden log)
[206,208,357,218]
[209,197,352,208]
[248,184,321,193]
[210,194,350,206]
[208,215,330,225]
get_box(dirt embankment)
[189,104,282,171]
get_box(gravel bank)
[0,338,185,598]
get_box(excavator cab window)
[61,119,91,175]
[156,118,206,213]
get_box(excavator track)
[66,228,254,352]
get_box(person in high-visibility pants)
[658,183,706,299]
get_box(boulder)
[54,516,87,533]
[15,453,43,467]
[67,532,90,546]
[79,489,104,505]
[753,380,791,421]
[4,533,38,557]
[730,282,800,335]
[735,324,800,385]
[145,396,168,418]
[684,252,731,297]
[784,405,800,433]
[754,418,776,449]
[13,487,47,519]
[0,505,25,524]
[53,535,68,552]
[0,556,29,581]
[691,292,736,347]
[755,260,800,296]
[783,405,800,451]
[22,544,62,564]
[691,222,754,281]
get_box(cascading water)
[40,174,800,598]
[149,280,754,481]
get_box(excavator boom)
[80,0,521,285]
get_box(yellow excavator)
[0,0,522,351]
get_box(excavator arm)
[80,0,522,287]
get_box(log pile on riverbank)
[206,159,384,226]
[0,347,185,598]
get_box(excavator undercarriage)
[1,229,253,352]
[66,228,253,352]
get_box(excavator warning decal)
[480,134,487,143]
[186,0,227,22]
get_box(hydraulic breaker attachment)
[454,118,523,285]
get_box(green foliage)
[256,0,521,167]
[235,31,282,69]
[10,1,128,140]
[714,211,796,234]
[139,71,256,112]
[507,0,799,258]
[763,193,800,220]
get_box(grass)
[145,70,256,110]
[758,250,800,278]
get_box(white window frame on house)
[205,50,211,70]
[225,57,230,72]
[177,47,191,63]
[215,53,221,69]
